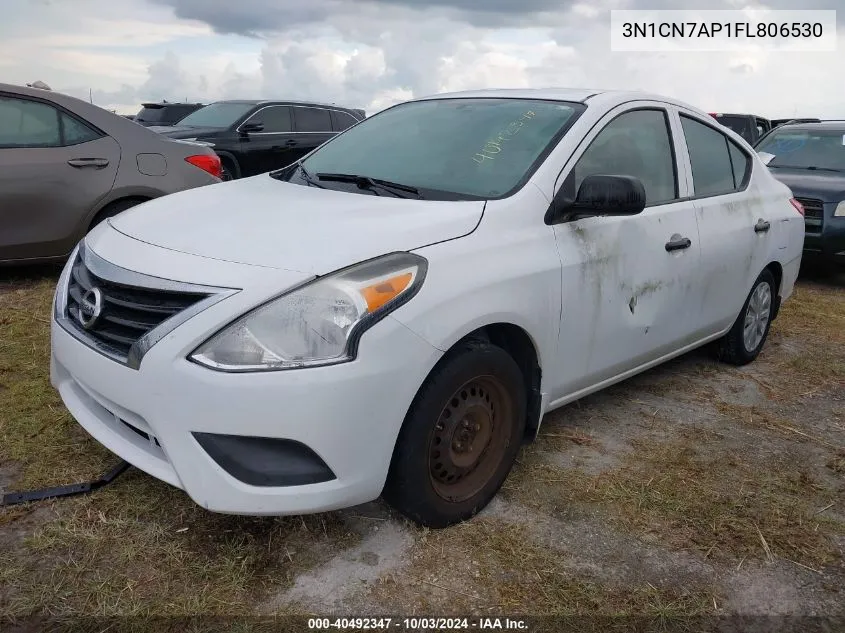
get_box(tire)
[383,341,526,528]
[717,269,776,366]
[88,198,143,232]
[220,158,237,181]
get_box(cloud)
[4,0,845,119]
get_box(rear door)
[291,106,336,162]
[675,111,770,334]
[330,110,360,133]
[0,94,120,261]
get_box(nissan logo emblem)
[78,287,103,329]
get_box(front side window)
[296,98,584,200]
[755,127,845,172]
[0,97,61,147]
[681,115,749,196]
[177,103,255,129]
[295,107,332,132]
[573,109,677,205]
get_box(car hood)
[769,168,845,203]
[108,175,484,274]
[147,125,222,139]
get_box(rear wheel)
[88,198,144,232]
[717,269,776,366]
[220,158,238,181]
[383,341,525,528]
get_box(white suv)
[50,88,805,527]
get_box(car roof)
[406,87,717,118]
[141,102,205,107]
[213,99,360,111]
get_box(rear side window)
[681,115,749,196]
[61,113,101,146]
[573,109,678,205]
[0,97,61,147]
[331,110,359,132]
[295,107,332,132]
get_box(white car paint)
[50,88,804,518]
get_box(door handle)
[67,158,109,168]
[754,219,771,233]
[272,140,297,150]
[665,236,692,252]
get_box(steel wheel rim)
[428,375,513,503]
[743,281,772,352]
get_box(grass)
[368,518,717,627]
[1,265,843,623]
[506,426,844,570]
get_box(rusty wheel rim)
[428,375,513,503]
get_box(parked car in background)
[755,121,845,267]
[0,83,222,265]
[710,112,771,144]
[149,100,366,180]
[133,101,206,127]
[771,118,820,129]
[122,114,136,121]
[51,88,803,528]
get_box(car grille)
[66,256,209,361]
[795,197,824,233]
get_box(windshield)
[756,128,845,171]
[295,98,584,200]
[176,103,254,129]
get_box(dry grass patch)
[2,475,359,619]
[368,518,716,627]
[506,432,843,570]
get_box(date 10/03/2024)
[308,617,529,630]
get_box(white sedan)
[50,88,805,527]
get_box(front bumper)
[50,247,443,516]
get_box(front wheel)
[383,341,526,528]
[717,269,776,366]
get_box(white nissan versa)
[51,88,805,528]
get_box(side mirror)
[757,151,775,166]
[546,174,647,224]
[240,121,264,134]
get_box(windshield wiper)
[315,173,423,199]
[270,163,324,187]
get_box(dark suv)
[133,102,206,127]
[149,100,366,180]
[709,113,771,144]
[755,121,845,267]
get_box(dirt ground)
[1,261,843,632]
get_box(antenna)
[89,88,93,104]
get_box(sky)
[1,0,843,118]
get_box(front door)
[0,94,120,261]
[549,105,702,398]
[236,105,298,176]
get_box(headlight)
[189,252,427,372]
[835,201,845,217]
